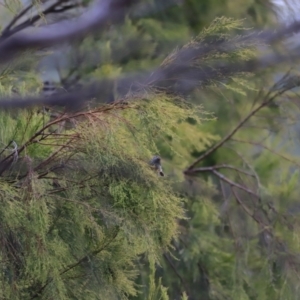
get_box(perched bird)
[42,81,57,98]
[150,155,164,176]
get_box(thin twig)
[212,170,258,198]
[231,187,265,226]
[187,164,255,177]
[4,0,78,39]
[231,138,300,168]
[224,145,261,194]
[185,88,286,172]
[1,3,34,36]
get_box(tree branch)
[185,86,288,172]
[1,2,34,36]
[212,169,258,198]
[186,164,256,177]
[231,138,300,168]
[1,0,79,39]
[0,0,136,64]
[231,187,265,226]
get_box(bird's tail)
[158,165,164,177]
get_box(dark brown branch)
[0,100,131,167]
[2,0,68,38]
[231,187,265,226]
[0,140,14,157]
[212,170,258,198]
[186,164,255,177]
[185,87,287,172]
[1,3,34,36]
[201,168,279,229]
[3,0,79,39]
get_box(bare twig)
[1,3,34,36]
[185,87,287,172]
[187,164,256,177]
[212,170,258,198]
[224,145,261,194]
[231,187,265,226]
[2,0,79,39]
[0,101,132,177]
[231,138,300,168]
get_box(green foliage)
[0,92,200,298]
[0,1,298,300]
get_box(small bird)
[150,155,164,176]
[42,81,57,98]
